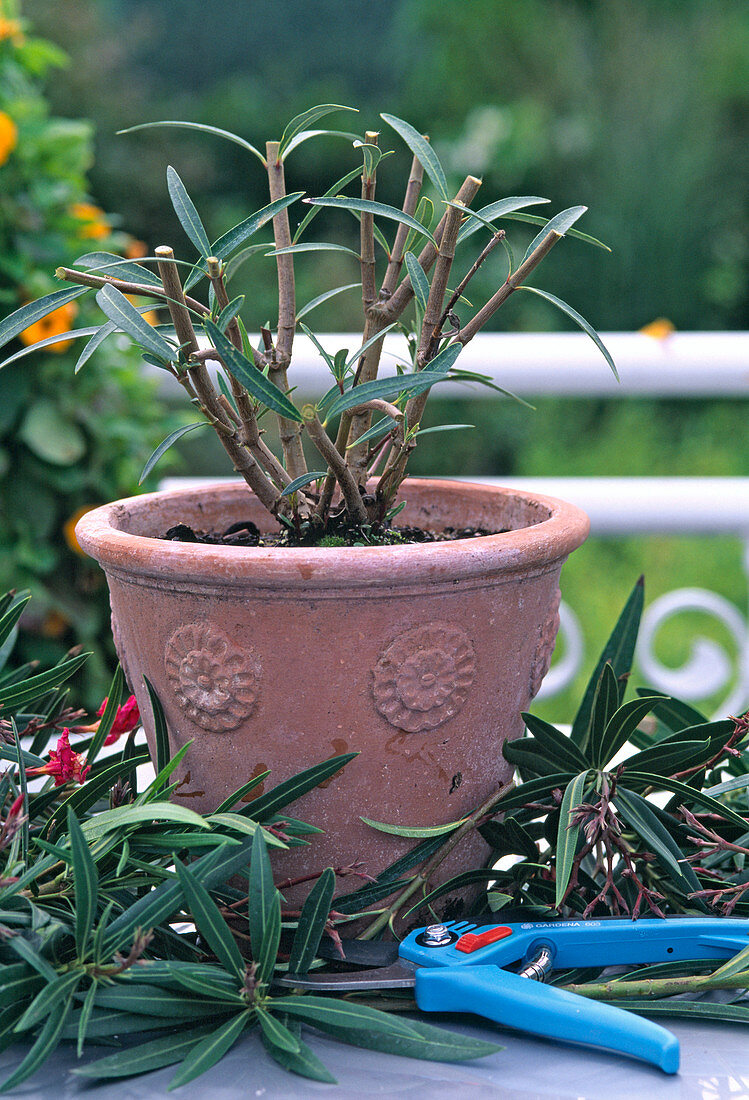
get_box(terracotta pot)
[76,479,588,911]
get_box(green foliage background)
[0,7,180,702]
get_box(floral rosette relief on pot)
[1,104,611,899]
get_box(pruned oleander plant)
[0,103,615,545]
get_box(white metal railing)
[460,477,749,717]
[151,330,749,398]
[158,330,749,716]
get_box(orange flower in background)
[639,318,675,341]
[63,505,94,555]
[69,201,110,240]
[0,111,17,166]
[19,299,78,352]
[125,293,160,328]
[0,18,24,44]
[125,238,148,259]
[40,610,70,639]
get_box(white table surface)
[2,1013,747,1100]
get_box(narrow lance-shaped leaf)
[346,417,395,449]
[360,814,468,839]
[571,578,644,749]
[173,859,244,977]
[86,664,125,765]
[380,112,448,199]
[260,1022,336,1084]
[82,803,211,840]
[287,867,336,975]
[621,738,709,777]
[613,787,702,893]
[210,193,305,262]
[346,322,398,368]
[588,662,622,760]
[501,210,612,250]
[256,889,282,984]
[75,249,163,286]
[296,282,360,321]
[0,651,89,712]
[76,981,98,1058]
[415,423,475,438]
[555,771,591,908]
[518,286,618,381]
[215,296,245,333]
[595,695,663,769]
[279,103,358,156]
[96,285,176,363]
[0,324,104,370]
[456,196,550,244]
[67,808,99,957]
[280,995,422,1038]
[246,752,357,819]
[72,1025,215,1080]
[404,251,429,310]
[0,593,30,652]
[256,1008,300,1053]
[267,242,360,259]
[306,195,436,244]
[298,323,336,372]
[354,138,384,177]
[249,827,277,965]
[204,319,303,422]
[0,286,88,354]
[324,369,452,417]
[75,320,117,374]
[0,999,72,1091]
[166,165,211,256]
[522,205,588,263]
[521,714,592,773]
[282,127,362,159]
[119,120,265,162]
[169,1012,251,1090]
[15,970,81,1034]
[140,422,208,485]
[320,1014,502,1063]
[293,165,363,243]
[143,675,171,775]
[281,471,327,498]
[623,772,749,831]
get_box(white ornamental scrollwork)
[637,588,749,718]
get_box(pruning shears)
[280,916,749,1074]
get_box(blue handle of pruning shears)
[414,965,679,1073]
[399,917,749,1074]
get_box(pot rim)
[75,477,590,589]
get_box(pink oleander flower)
[98,695,140,745]
[76,694,140,745]
[26,730,90,787]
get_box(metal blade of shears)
[278,959,416,991]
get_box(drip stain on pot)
[318,740,350,788]
[242,762,268,800]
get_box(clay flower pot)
[76,479,588,906]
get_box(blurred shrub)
[399,0,749,332]
[0,1,180,702]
